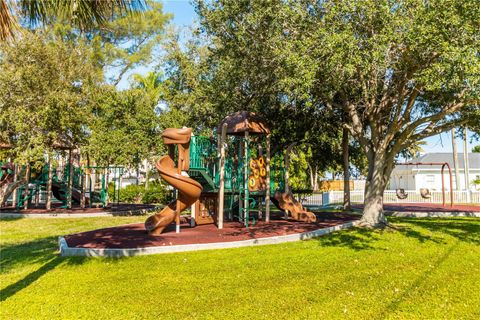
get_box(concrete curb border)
[0,206,161,219]
[388,211,480,218]
[58,220,360,257]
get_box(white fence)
[296,190,480,207]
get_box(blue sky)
[162,0,197,27]
[155,1,478,154]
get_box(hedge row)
[108,181,172,204]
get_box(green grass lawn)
[1,216,479,319]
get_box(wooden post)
[244,131,249,224]
[12,164,18,208]
[23,165,30,210]
[176,145,183,233]
[46,160,53,210]
[67,150,73,209]
[80,153,86,209]
[265,134,271,223]
[239,139,244,218]
[218,123,227,229]
[34,183,40,207]
[81,171,86,208]
[342,127,351,210]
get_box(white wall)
[389,168,416,190]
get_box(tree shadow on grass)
[316,227,387,251]
[0,236,60,274]
[0,216,25,222]
[314,216,470,250]
[390,217,480,245]
[0,237,86,302]
[376,240,460,318]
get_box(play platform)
[59,212,359,257]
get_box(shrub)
[108,181,172,204]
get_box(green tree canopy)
[193,0,480,226]
[0,31,100,164]
[85,87,160,166]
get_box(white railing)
[296,190,480,207]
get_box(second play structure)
[145,111,316,235]
[0,141,123,210]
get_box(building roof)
[396,153,480,170]
[217,111,271,136]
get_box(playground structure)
[145,128,203,235]
[0,161,122,210]
[0,143,123,210]
[145,111,312,234]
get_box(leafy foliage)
[0,31,100,164]
[190,0,480,224]
[0,0,147,41]
[88,1,171,86]
[108,181,171,204]
[85,87,160,166]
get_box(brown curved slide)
[272,191,316,223]
[145,128,202,235]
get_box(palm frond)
[0,0,17,41]
[20,0,147,31]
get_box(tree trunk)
[46,161,53,210]
[361,152,392,227]
[451,129,461,190]
[308,163,314,190]
[23,165,30,210]
[342,127,351,210]
[145,161,150,190]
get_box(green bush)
[108,181,172,204]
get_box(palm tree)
[132,71,162,102]
[1,0,146,41]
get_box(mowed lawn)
[1,216,479,319]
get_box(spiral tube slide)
[145,128,202,235]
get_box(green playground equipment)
[83,166,123,207]
[186,112,286,228]
[4,162,120,210]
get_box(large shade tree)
[194,0,479,226]
[85,87,160,167]
[160,10,356,184]
[0,31,100,163]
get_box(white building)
[390,153,480,191]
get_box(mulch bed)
[64,212,358,249]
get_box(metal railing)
[293,190,480,207]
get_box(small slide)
[272,191,316,223]
[145,128,202,235]
[0,164,20,206]
[0,181,24,206]
[51,181,81,204]
[0,163,14,187]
